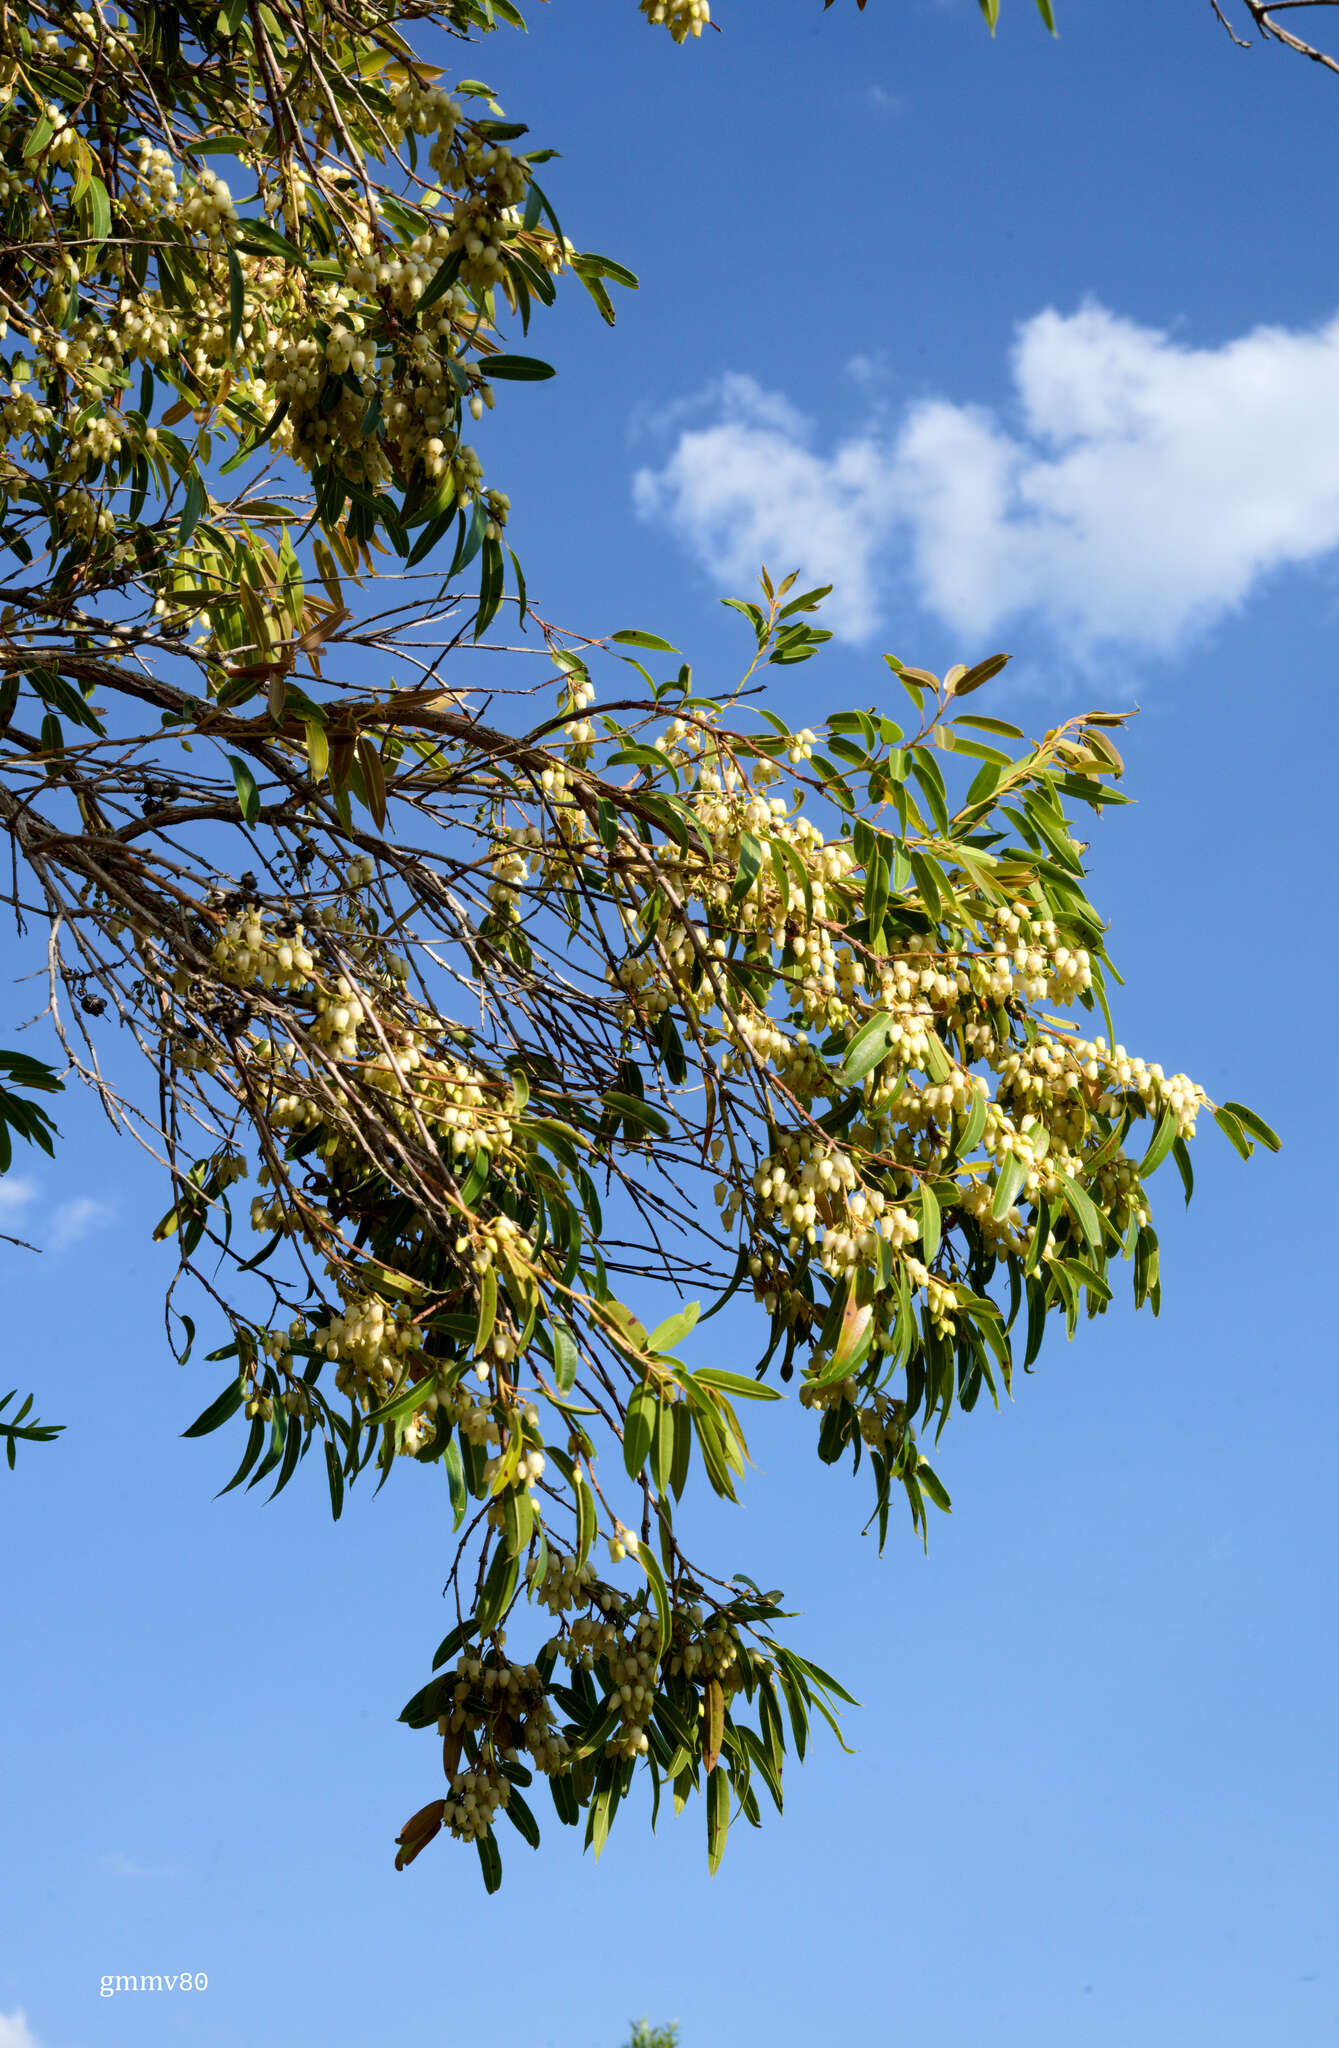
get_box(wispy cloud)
[0,1177,37,1220]
[47,1195,113,1252]
[0,2011,42,2048]
[863,83,904,116]
[101,1851,178,1879]
[634,301,1339,654]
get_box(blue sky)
[4,2,1338,2044]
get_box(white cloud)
[863,83,904,116]
[634,302,1339,653]
[102,1851,176,1879]
[0,2012,41,2048]
[48,1195,112,1251]
[0,1177,36,1219]
[633,374,899,640]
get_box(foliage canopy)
[0,0,1279,1888]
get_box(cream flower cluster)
[210,911,316,995]
[640,0,711,40]
[314,1291,423,1402]
[0,14,587,572]
[526,1550,597,1617]
[435,1645,572,1834]
[561,671,597,746]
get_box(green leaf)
[474,1267,498,1356]
[442,1436,468,1529]
[1138,1106,1179,1178]
[502,1485,534,1557]
[958,1090,988,1155]
[863,845,890,942]
[227,243,245,351]
[234,221,304,264]
[948,651,1009,697]
[324,1440,344,1521]
[623,1381,657,1479]
[706,1754,730,1875]
[1056,1171,1103,1252]
[916,1460,952,1513]
[23,114,54,161]
[475,1831,503,1893]
[483,354,557,381]
[85,176,112,248]
[431,1618,479,1672]
[461,1150,490,1206]
[651,1396,676,1495]
[991,1152,1028,1220]
[919,1184,941,1263]
[1221,1101,1281,1153]
[228,755,261,825]
[646,1301,700,1356]
[476,1543,519,1632]
[305,719,329,782]
[692,1367,782,1403]
[415,248,464,316]
[178,472,206,549]
[907,846,945,920]
[552,1319,578,1392]
[610,629,678,652]
[728,831,764,912]
[839,1012,894,1086]
[398,1675,447,1728]
[216,1415,265,1496]
[181,1379,243,1437]
[634,1536,672,1657]
[921,1034,953,1086]
[502,1787,541,1850]
[1212,1105,1252,1160]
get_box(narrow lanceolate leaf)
[1056,1171,1103,1252]
[481,354,556,380]
[646,1301,700,1356]
[949,650,1010,696]
[305,719,329,782]
[991,1152,1028,1220]
[623,1380,657,1478]
[1212,1105,1252,1160]
[552,1319,578,1391]
[729,831,763,911]
[85,176,112,248]
[703,1677,725,1774]
[919,1183,941,1263]
[691,1367,782,1402]
[610,629,678,652]
[474,1267,498,1356]
[840,1012,894,1085]
[475,1831,503,1894]
[706,1758,730,1875]
[1138,1105,1179,1178]
[959,1089,988,1155]
[228,755,261,825]
[1221,1101,1281,1153]
[178,472,206,549]
[227,243,245,350]
[356,737,387,829]
[916,1460,952,1514]
[182,1379,244,1437]
[635,1537,672,1657]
